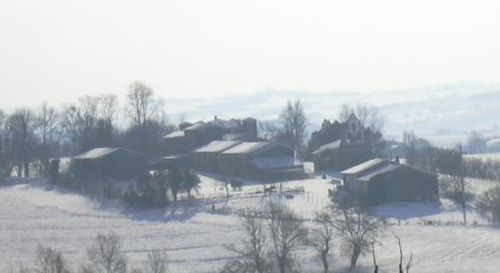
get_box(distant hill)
[164,82,500,148]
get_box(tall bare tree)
[146,249,169,273]
[331,206,386,269]
[222,213,271,273]
[310,212,335,273]
[5,109,37,177]
[278,99,307,149]
[86,233,127,273]
[36,102,60,176]
[337,103,384,133]
[34,244,71,273]
[268,203,307,273]
[125,82,162,127]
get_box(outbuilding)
[72,147,146,181]
[341,158,438,205]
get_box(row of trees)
[221,202,389,273]
[0,81,173,182]
[12,233,169,273]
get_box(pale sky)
[1,0,499,109]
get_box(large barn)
[341,158,438,205]
[163,117,259,157]
[71,147,146,181]
[191,141,304,181]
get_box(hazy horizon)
[1,0,500,109]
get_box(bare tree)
[36,102,60,176]
[146,249,168,273]
[394,233,413,273]
[125,82,162,127]
[331,206,386,269]
[310,212,335,273]
[95,95,118,147]
[337,103,384,133]
[34,245,71,273]
[371,240,378,273]
[466,131,486,154]
[5,109,37,177]
[278,99,307,149]
[222,213,271,273]
[476,186,500,225]
[257,120,280,140]
[86,233,127,273]
[268,203,308,273]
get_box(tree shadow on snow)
[371,201,443,220]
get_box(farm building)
[192,140,242,172]
[71,147,146,180]
[163,117,259,157]
[341,158,438,205]
[312,140,373,172]
[311,114,381,172]
[218,141,304,181]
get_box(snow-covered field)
[1,175,499,273]
[464,152,500,162]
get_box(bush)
[122,172,168,208]
[476,186,500,225]
[439,175,474,203]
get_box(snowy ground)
[464,152,500,162]
[1,175,499,273]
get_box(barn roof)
[312,140,341,156]
[342,157,436,181]
[356,164,400,181]
[74,147,144,160]
[341,158,391,175]
[194,141,242,153]
[74,147,119,159]
[184,122,207,131]
[222,142,270,154]
[164,130,185,138]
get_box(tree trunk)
[23,161,29,177]
[321,252,329,273]
[350,248,360,269]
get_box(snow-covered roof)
[251,157,302,170]
[74,147,119,159]
[164,130,185,138]
[185,122,207,131]
[194,141,242,153]
[212,119,240,130]
[312,140,341,155]
[341,158,390,175]
[357,164,400,181]
[222,142,271,154]
[223,133,246,141]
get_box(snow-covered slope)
[1,176,499,273]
